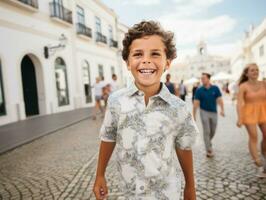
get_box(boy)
[93,21,199,200]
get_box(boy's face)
[127,35,171,89]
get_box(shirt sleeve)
[194,88,200,100]
[175,104,199,150]
[99,98,118,142]
[216,86,222,98]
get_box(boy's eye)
[132,53,142,57]
[152,52,161,56]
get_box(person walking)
[92,77,105,120]
[192,82,200,103]
[179,80,187,101]
[93,20,198,200]
[236,63,266,177]
[110,74,119,93]
[193,72,225,157]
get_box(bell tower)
[197,40,207,56]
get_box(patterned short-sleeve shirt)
[100,82,199,200]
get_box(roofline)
[92,0,118,18]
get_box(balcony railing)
[49,2,72,24]
[110,39,118,48]
[96,32,107,44]
[76,23,92,38]
[17,0,38,8]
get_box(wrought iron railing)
[17,0,38,8]
[76,23,92,38]
[110,39,118,48]
[96,32,107,44]
[49,1,72,24]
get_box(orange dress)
[242,82,266,125]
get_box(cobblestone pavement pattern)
[0,102,266,200]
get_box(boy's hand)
[184,185,196,200]
[93,176,108,200]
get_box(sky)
[101,0,266,61]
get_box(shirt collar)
[127,82,140,96]
[127,82,173,105]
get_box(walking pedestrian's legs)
[93,97,104,120]
[259,123,266,170]
[209,113,218,140]
[200,110,212,152]
[245,124,261,166]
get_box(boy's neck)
[135,82,162,105]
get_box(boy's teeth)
[139,69,155,73]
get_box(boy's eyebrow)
[131,49,163,52]
[131,49,142,52]
[151,49,163,52]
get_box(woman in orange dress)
[237,63,266,177]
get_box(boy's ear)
[165,59,172,71]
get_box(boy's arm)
[93,141,116,200]
[176,149,196,200]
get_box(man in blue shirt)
[193,73,224,157]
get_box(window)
[109,25,113,40]
[98,64,104,78]
[111,66,115,75]
[83,61,92,103]
[0,60,6,116]
[77,5,85,24]
[259,45,264,57]
[55,58,70,106]
[52,0,63,18]
[54,0,63,4]
[95,16,101,33]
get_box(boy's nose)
[142,54,151,64]
[142,61,151,64]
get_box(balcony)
[17,0,38,8]
[110,39,118,48]
[49,2,72,25]
[6,0,38,11]
[96,32,107,44]
[76,23,92,38]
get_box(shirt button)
[140,186,144,190]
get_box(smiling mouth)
[138,69,156,74]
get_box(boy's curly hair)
[122,20,177,61]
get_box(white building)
[168,62,189,83]
[117,22,132,87]
[230,51,245,81]
[0,0,127,126]
[231,18,266,80]
[186,41,231,78]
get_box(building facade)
[168,62,189,84]
[232,18,266,80]
[186,41,231,78]
[0,0,127,126]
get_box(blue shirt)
[194,85,222,113]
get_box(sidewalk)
[0,107,94,154]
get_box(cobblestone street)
[0,100,266,200]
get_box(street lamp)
[44,34,68,59]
